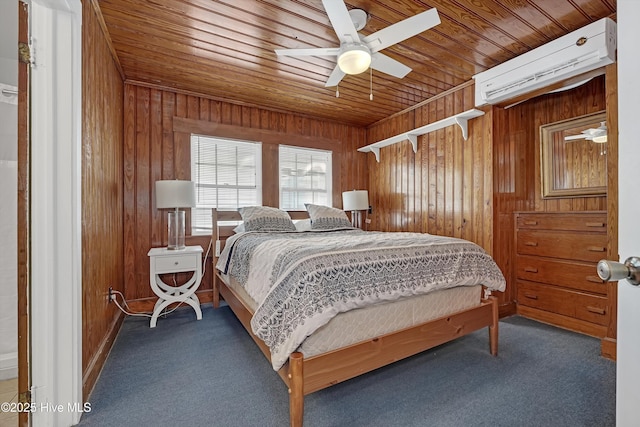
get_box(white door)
[615,0,640,425]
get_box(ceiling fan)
[275,0,441,87]
[564,122,608,143]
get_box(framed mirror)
[540,111,607,198]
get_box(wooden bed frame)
[211,208,499,427]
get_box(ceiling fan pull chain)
[370,68,373,101]
[336,83,340,98]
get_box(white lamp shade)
[155,180,196,209]
[592,134,607,143]
[342,190,369,211]
[337,44,371,75]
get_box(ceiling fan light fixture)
[592,134,607,143]
[337,43,371,75]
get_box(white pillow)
[294,218,312,232]
[233,223,245,233]
[238,206,296,232]
[304,204,353,230]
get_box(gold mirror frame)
[540,111,607,198]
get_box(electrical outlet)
[108,286,113,303]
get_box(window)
[190,135,262,233]
[279,145,332,209]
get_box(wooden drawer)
[516,212,606,232]
[515,255,606,294]
[516,230,607,262]
[517,281,608,326]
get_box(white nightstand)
[147,245,204,328]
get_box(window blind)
[191,135,262,233]
[279,145,332,209]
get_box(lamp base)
[351,210,364,229]
[167,210,186,250]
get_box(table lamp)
[155,180,196,250]
[342,190,369,229]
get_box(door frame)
[16,1,29,426]
[22,0,84,425]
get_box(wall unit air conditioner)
[473,17,616,107]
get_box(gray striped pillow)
[305,204,353,230]
[238,206,296,232]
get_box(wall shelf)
[358,108,485,162]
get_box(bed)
[212,206,506,426]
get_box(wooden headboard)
[211,208,310,250]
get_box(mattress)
[220,273,481,360]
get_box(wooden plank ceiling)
[97,0,616,127]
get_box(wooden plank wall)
[123,85,368,305]
[365,77,608,316]
[492,75,607,315]
[604,64,618,357]
[494,76,607,214]
[365,83,500,303]
[81,1,125,399]
[366,83,493,246]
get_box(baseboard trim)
[601,337,617,360]
[82,310,124,402]
[516,305,607,338]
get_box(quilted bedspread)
[217,229,506,370]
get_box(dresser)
[514,211,609,337]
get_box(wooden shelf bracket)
[358,108,485,162]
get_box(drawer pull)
[523,221,538,226]
[524,267,539,273]
[524,293,538,300]
[587,246,606,252]
[524,241,538,247]
[586,306,606,315]
[585,222,605,228]
[586,275,605,284]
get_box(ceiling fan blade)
[370,52,411,78]
[275,47,340,57]
[325,64,346,87]
[363,8,440,53]
[322,0,361,44]
[564,134,588,141]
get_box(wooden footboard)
[216,272,499,427]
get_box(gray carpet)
[78,305,615,427]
